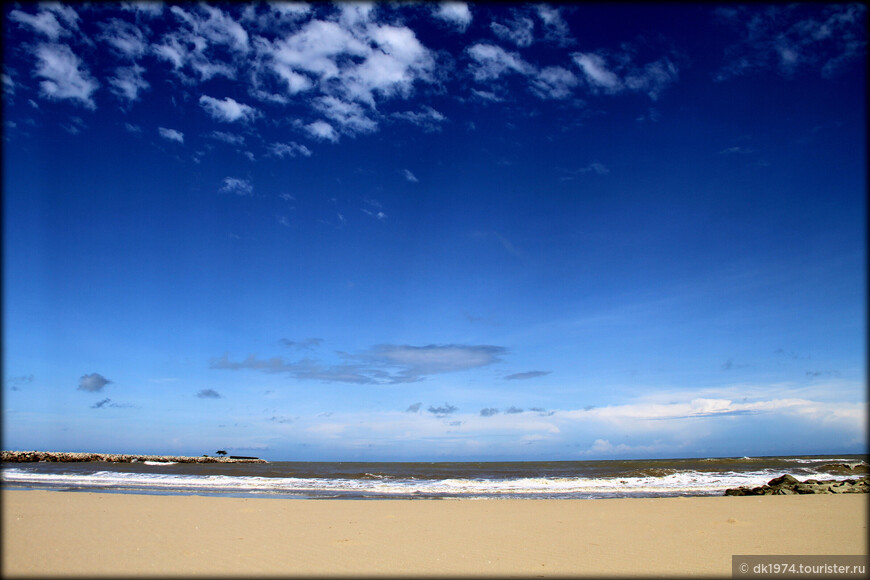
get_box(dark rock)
[725,474,870,496]
[1,450,267,464]
[768,474,799,487]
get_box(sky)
[2,2,866,462]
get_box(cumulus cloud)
[467,43,533,81]
[403,169,419,183]
[535,4,572,45]
[505,370,551,380]
[269,141,312,158]
[109,64,149,102]
[313,96,378,135]
[305,120,339,142]
[572,52,623,92]
[480,407,499,417]
[406,402,422,413]
[433,2,472,33]
[219,177,253,196]
[391,106,446,132]
[152,4,248,82]
[573,51,679,100]
[34,43,99,108]
[9,5,79,41]
[158,127,184,143]
[208,131,245,146]
[100,18,148,59]
[530,66,578,99]
[199,95,258,122]
[78,373,112,392]
[491,14,535,47]
[197,389,222,399]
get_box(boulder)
[725,475,869,496]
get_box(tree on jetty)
[216,450,227,456]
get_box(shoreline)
[2,489,866,577]
[0,450,267,464]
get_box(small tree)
[216,450,227,457]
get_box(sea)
[1,455,866,500]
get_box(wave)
[4,467,860,499]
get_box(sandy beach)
[2,490,866,577]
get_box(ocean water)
[1,455,865,500]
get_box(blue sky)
[2,2,866,461]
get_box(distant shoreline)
[0,450,267,464]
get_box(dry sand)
[2,490,867,577]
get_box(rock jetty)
[1,450,267,464]
[725,473,869,496]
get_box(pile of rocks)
[725,474,869,496]
[0,450,266,463]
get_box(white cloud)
[313,96,378,135]
[572,52,622,92]
[623,57,679,100]
[715,4,867,80]
[171,4,249,53]
[158,127,184,143]
[109,65,149,102]
[270,19,368,80]
[120,2,164,17]
[272,62,313,94]
[199,95,258,123]
[573,51,678,99]
[269,141,312,158]
[34,43,99,109]
[219,177,253,196]
[403,169,419,183]
[341,23,435,106]
[9,9,66,40]
[530,66,578,99]
[269,2,312,20]
[491,15,535,47]
[100,18,148,59]
[152,35,187,70]
[467,43,534,81]
[305,120,339,142]
[3,74,15,97]
[433,2,473,32]
[339,2,376,29]
[534,4,572,45]
[392,106,446,131]
[471,89,502,102]
[154,5,246,82]
[208,131,245,146]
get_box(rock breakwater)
[725,474,869,495]
[1,450,267,464]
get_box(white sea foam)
[143,461,178,466]
[2,467,860,498]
